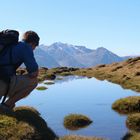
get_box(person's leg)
[0,80,10,111]
[0,80,8,97]
[4,76,38,109]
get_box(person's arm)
[22,44,39,79]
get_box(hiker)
[0,30,40,110]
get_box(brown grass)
[112,96,140,114]
[126,113,140,131]
[59,135,104,140]
[72,57,140,92]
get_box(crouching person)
[0,31,40,110]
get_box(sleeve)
[22,44,38,73]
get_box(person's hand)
[28,70,38,79]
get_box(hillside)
[18,56,140,92]
[73,57,140,92]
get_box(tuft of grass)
[0,106,58,140]
[36,86,48,90]
[126,113,140,132]
[63,114,92,130]
[122,131,140,140]
[111,66,123,72]
[46,73,56,80]
[60,72,73,76]
[0,114,35,140]
[59,135,104,140]
[112,96,140,114]
[56,77,63,80]
[38,73,56,82]
[14,106,40,115]
[44,81,55,85]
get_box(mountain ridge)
[34,42,130,68]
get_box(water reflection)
[17,76,138,140]
[54,75,85,84]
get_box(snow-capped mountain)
[34,42,128,68]
[34,47,60,68]
[47,42,93,55]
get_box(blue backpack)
[0,29,19,104]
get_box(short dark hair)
[22,31,40,46]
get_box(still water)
[17,76,139,140]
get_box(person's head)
[22,31,40,50]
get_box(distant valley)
[34,42,130,68]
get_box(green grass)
[112,96,140,114]
[63,114,92,130]
[36,86,48,90]
[44,81,55,85]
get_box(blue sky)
[0,0,140,56]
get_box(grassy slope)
[73,57,140,92]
